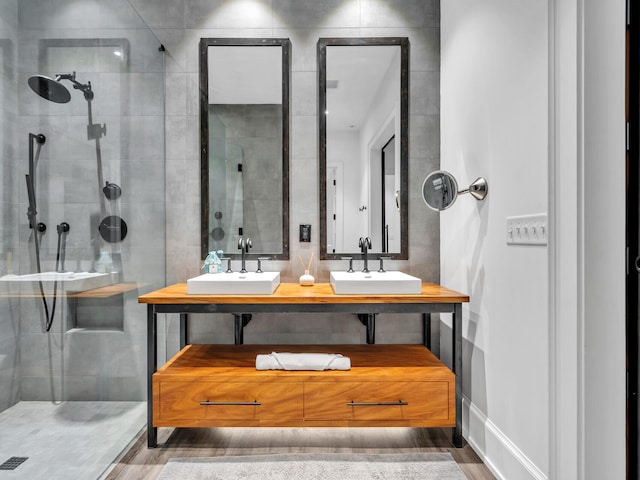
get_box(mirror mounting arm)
[458,177,488,201]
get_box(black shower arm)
[56,72,93,98]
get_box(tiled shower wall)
[0,0,165,409]
[130,0,441,359]
[210,104,283,254]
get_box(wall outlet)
[299,224,311,242]
[506,214,548,246]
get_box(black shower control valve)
[36,222,46,233]
[57,222,70,234]
[103,182,122,200]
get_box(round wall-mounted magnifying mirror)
[421,171,488,211]
[421,170,459,211]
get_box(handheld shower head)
[26,132,47,229]
[28,75,71,103]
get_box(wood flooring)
[103,427,496,480]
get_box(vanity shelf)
[139,282,468,448]
[154,344,455,428]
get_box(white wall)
[443,0,627,479]
[327,130,362,251]
[441,1,550,478]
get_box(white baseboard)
[463,397,548,480]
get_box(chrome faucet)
[238,237,252,273]
[359,236,372,273]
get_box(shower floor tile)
[0,401,145,480]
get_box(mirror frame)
[318,37,409,260]
[199,38,291,260]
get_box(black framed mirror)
[318,37,409,260]
[200,38,290,260]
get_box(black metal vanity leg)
[452,303,463,447]
[423,313,432,350]
[179,313,188,349]
[147,304,158,448]
[357,314,377,344]
[233,314,253,344]
[366,314,376,344]
[234,314,244,344]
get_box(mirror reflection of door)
[381,136,399,252]
[326,163,343,253]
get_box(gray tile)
[292,71,317,116]
[186,0,273,29]
[410,114,440,159]
[165,114,187,160]
[407,26,440,73]
[64,332,102,376]
[273,0,360,29]
[0,0,18,30]
[129,0,186,29]
[18,0,147,29]
[0,401,145,480]
[291,115,317,159]
[361,0,428,28]
[410,71,440,115]
[103,376,146,400]
[165,72,187,116]
[152,28,189,72]
[122,115,165,161]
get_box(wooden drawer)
[303,382,452,422]
[153,344,456,428]
[156,381,303,422]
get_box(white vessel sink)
[330,270,422,295]
[0,271,114,293]
[187,271,280,295]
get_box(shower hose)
[33,222,70,332]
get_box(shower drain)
[0,457,28,470]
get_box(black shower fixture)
[28,75,71,103]
[26,133,46,231]
[103,181,122,200]
[28,71,94,103]
[99,215,128,243]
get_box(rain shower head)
[28,71,94,103]
[27,75,71,103]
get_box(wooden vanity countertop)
[138,282,469,305]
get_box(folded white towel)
[255,352,351,371]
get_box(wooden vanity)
[139,282,468,448]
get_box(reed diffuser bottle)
[298,252,315,286]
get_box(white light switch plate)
[506,214,548,245]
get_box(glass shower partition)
[0,1,165,478]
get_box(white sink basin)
[0,271,115,293]
[187,272,280,295]
[330,270,422,294]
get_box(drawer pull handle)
[200,401,261,406]
[347,400,408,407]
